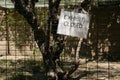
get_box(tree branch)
[48,0,63,61]
[12,0,45,51]
[66,61,80,78]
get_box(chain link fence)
[0,0,120,80]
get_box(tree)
[11,0,91,79]
[8,0,120,79]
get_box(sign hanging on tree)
[57,11,90,39]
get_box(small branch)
[76,38,83,61]
[66,61,80,78]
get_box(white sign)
[57,11,90,39]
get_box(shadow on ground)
[0,59,46,80]
[0,58,120,80]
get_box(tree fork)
[12,0,92,79]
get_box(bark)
[12,0,62,79]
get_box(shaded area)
[79,6,120,61]
[0,59,46,80]
[0,58,120,80]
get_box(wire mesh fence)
[0,0,120,80]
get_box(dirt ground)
[0,56,120,80]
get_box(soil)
[0,56,120,80]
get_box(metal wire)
[1,0,120,80]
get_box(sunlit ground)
[0,56,120,80]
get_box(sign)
[57,11,90,39]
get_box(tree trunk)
[12,0,91,79]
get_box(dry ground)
[0,56,120,80]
